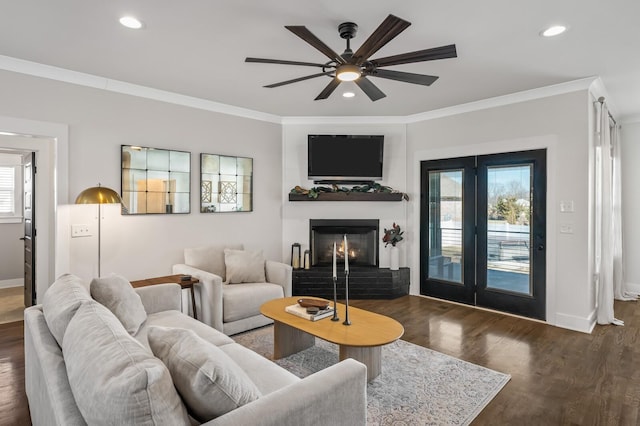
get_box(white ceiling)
[1,0,639,120]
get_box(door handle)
[537,244,544,251]
[19,237,26,241]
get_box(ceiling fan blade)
[315,78,341,100]
[369,69,439,86]
[354,77,386,101]
[264,72,334,88]
[285,26,345,64]
[245,57,328,68]
[352,15,411,64]
[371,44,457,67]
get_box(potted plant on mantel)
[382,223,404,271]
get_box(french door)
[420,149,546,320]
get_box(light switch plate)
[560,223,574,234]
[560,200,574,213]
[71,224,91,238]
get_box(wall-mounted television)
[307,134,384,183]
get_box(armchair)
[173,244,292,335]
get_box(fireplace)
[310,219,379,267]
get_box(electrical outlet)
[560,200,574,213]
[71,224,91,238]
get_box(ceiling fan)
[245,14,457,101]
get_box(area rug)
[233,325,510,426]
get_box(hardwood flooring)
[0,286,25,325]
[1,296,638,425]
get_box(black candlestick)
[343,271,351,326]
[331,276,340,321]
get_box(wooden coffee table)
[261,296,404,381]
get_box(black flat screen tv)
[307,134,384,182]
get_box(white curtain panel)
[611,124,637,301]
[595,101,628,326]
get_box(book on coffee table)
[285,304,334,321]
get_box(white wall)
[282,122,408,268]
[0,223,22,282]
[0,69,283,284]
[621,121,640,292]
[406,90,593,332]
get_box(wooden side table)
[130,274,199,320]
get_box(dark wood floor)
[2,296,639,425]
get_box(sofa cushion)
[148,326,261,422]
[90,273,147,335]
[223,282,284,323]
[135,310,235,351]
[184,243,243,282]
[42,273,91,347]
[63,301,190,426]
[224,249,266,284]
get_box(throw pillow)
[184,243,244,282]
[42,273,92,347]
[90,273,147,335]
[224,249,266,284]
[64,302,190,426]
[148,326,261,421]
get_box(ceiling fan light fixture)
[541,25,567,37]
[119,16,143,29]
[342,91,355,98]
[336,64,361,82]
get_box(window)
[0,153,23,223]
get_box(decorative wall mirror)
[200,153,253,213]
[121,145,191,214]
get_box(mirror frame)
[121,145,191,215]
[200,153,253,213]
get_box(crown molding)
[0,55,282,124]
[404,77,598,124]
[0,54,601,126]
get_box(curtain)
[596,101,633,326]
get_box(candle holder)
[343,270,351,326]
[331,276,340,321]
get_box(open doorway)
[0,118,68,322]
[0,149,31,324]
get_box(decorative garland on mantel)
[290,183,409,201]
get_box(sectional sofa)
[24,273,367,425]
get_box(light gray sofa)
[173,244,292,335]
[24,273,367,426]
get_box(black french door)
[420,149,546,320]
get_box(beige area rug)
[234,325,510,426]
[0,286,24,324]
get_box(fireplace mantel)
[289,192,405,202]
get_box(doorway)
[420,149,546,320]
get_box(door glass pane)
[428,170,463,283]
[486,165,532,295]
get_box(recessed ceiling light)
[541,25,567,37]
[119,16,143,29]
[343,92,355,98]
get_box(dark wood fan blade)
[371,44,457,67]
[245,57,328,67]
[354,77,386,101]
[315,78,341,100]
[285,26,345,64]
[264,72,333,88]
[353,15,411,64]
[369,69,439,86]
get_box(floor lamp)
[75,184,122,277]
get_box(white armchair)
[173,244,292,335]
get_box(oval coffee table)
[261,296,404,381]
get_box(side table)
[130,274,199,320]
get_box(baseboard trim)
[555,310,595,334]
[0,278,23,289]
[627,282,640,294]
